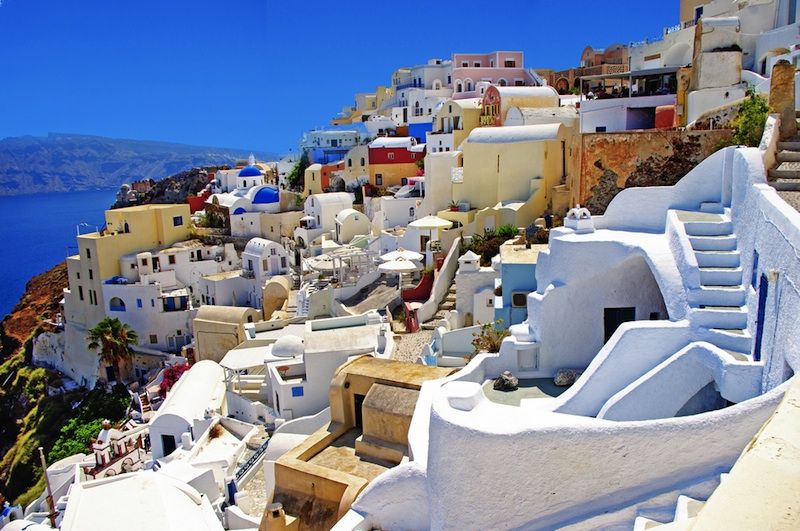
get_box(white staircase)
[676,209,752,359]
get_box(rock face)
[493,371,519,392]
[580,130,734,214]
[554,368,584,387]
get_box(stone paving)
[390,330,433,363]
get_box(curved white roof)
[272,335,304,358]
[310,191,352,205]
[244,237,281,256]
[493,86,559,99]
[369,136,416,149]
[466,123,562,144]
[335,208,362,223]
[151,360,225,427]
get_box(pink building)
[451,51,537,99]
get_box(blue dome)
[252,186,279,204]
[238,165,262,177]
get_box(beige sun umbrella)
[378,257,421,291]
[381,248,424,262]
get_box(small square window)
[168,255,176,265]
[130,263,136,270]
[388,152,394,160]
[173,215,183,227]
[512,292,528,307]
[149,334,158,344]
[291,386,304,397]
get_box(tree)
[286,151,310,191]
[87,317,138,383]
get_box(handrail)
[235,437,271,481]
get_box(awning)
[579,66,681,82]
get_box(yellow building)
[440,123,571,231]
[426,97,482,153]
[64,204,192,327]
[302,164,323,196]
[265,356,454,531]
[342,145,369,184]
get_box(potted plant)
[449,201,460,212]
[277,365,290,379]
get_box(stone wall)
[580,129,734,214]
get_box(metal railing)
[235,437,271,481]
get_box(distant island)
[0,133,276,196]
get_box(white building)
[334,208,371,244]
[149,360,226,460]
[294,192,354,252]
[335,143,800,530]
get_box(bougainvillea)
[159,363,190,398]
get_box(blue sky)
[0,0,676,154]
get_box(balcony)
[241,269,256,279]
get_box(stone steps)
[777,150,800,163]
[688,234,738,251]
[692,305,748,329]
[688,284,747,307]
[698,326,752,354]
[693,250,740,268]
[699,266,743,286]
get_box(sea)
[0,189,117,319]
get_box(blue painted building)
[408,122,433,144]
[494,243,547,328]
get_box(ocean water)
[0,189,117,318]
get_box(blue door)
[753,274,769,362]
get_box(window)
[461,61,468,67]
[595,126,607,132]
[280,256,287,268]
[751,250,759,288]
[76,271,80,279]
[142,258,148,266]
[149,334,158,344]
[88,269,93,280]
[447,75,451,84]
[360,157,365,166]
[78,286,84,301]
[168,255,176,265]
[262,259,268,271]
[604,307,636,342]
[512,292,528,307]
[474,61,480,67]
[137,298,143,308]
[151,299,155,307]
[348,158,352,167]
[490,60,494,67]
[173,216,183,227]
[85,248,91,259]
[498,78,507,86]
[376,174,383,185]
[130,264,135,270]
[388,152,394,160]
[515,79,525,86]
[504,59,516,67]
[270,247,276,255]
[176,329,182,336]
[292,386,304,397]
[109,297,126,312]
[409,207,415,218]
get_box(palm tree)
[87,317,138,383]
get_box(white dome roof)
[272,335,303,358]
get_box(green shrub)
[733,91,769,147]
[470,320,510,358]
